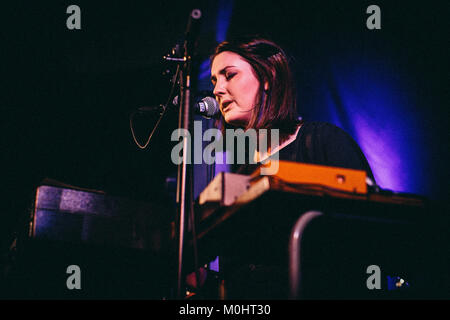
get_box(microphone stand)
[165,8,202,299]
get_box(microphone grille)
[202,96,220,117]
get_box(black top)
[236,121,375,182]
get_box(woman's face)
[211,51,261,127]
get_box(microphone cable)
[129,64,180,149]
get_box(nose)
[213,79,226,99]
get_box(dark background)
[1,1,449,251]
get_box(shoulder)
[299,121,352,144]
[298,121,375,180]
[291,120,355,156]
[300,121,345,134]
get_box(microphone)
[172,96,220,118]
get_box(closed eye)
[211,67,237,86]
[225,72,236,80]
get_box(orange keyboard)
[251,160,367,194]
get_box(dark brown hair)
[211,36,301,137]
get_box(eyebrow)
[210,66,236,83]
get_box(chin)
[223,112,248,128]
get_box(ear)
[264,81,269,91]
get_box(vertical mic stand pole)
[175,8,201,299]
[176,62,191,299]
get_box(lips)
[221,100,233,111]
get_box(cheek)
[236,80,260,110]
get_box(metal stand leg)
[289,210,323,300]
